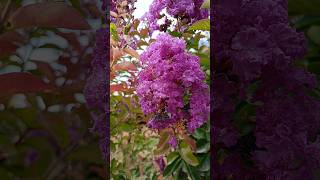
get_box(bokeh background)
[0,0,106,179]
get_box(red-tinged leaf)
[182,134,197,152]
[110,84,127,93]
[112,48,124,62]
[110,11,118,18]
[137,40,149,47]
[0,72,56,97]
[0,31,26,57]
[140,28,149,37]
[124,47,140,59]
[7,2,90,30]
[33,61,55,83]
[110,72,116,80]
[113,62,137,71]
[56,32,83,52]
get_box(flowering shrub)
[137,33,209,133]
[110,0,210,179]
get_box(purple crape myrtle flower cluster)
[84,27,109,162]
[137,33,209,134]
[213,0,320,178]
[142,0,208,32]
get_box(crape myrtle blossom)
[142,0,209,32]
[137,33,209,135]
[84,27,108,161]
[213,0,320,178]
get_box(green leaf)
[182,161,201,180]
[188,19,210,31]
[154,131,171,155]
[67,141,104,164]
[308,26,320,45]
[110,23,120,41]
[179,141,199,166]
[294,16,320,29]
[167,152,180,165]
[0,168,15,179]
[197,154,210,172]
[201,0,210,9]
[196,139,210,153]
[192,127,207,140]
[118,123,134,132]
[288,0,320,15]
[163,157,182,177]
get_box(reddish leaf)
[0,72,56,97]
[140,28,149,37]
[113,62,137,71]
[110,72,116,80]
[56,32,83,52]
[112,48,124,62]
[7,2,90,30]
[124,47,140,59]
[182,134,197,152]
[34,61,55,83]
[110,84,127,93]
[0,31,26,57]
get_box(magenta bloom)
[137,33,209,133]
[142,0,208,31]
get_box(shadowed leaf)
[0,31,26,58]
[0,72,56,97]
[7,2,90,29]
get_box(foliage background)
[0,0,107,179]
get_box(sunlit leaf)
[110,84,127,93]
[113,62,137,71]
[110,23,120,41]
[179,141,199,166]
[201,0,210,9]
[124,47,140,59]
[188,19,210,31]
[167,152,180,165]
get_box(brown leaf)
[137,40,148,47]
[124,47,140,59]
[0,72,56,97]
[182,134,197,152]
[113,62,137,71]
[140,28,149,37]
[7,2,90,30]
